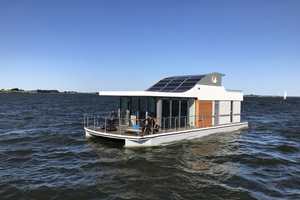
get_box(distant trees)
[36,89,59,93]
[11,88,19,91]
[0,88,22,93]
[62,91,77,94]
[7,88,24,92]
[0,88,94,94]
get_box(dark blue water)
[0,94,299,200]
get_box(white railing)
[84,112,215,136]
[226,89,243,93]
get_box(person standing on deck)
[142,115,153,135]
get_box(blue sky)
[1,0,299,96]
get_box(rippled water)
[0,94,299,199]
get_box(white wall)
[218,101,241,124]
[233,101,241,114]
[233,101,241,123]
[220,101,231,115]
[233,115,241,122]
[219,101,231,124]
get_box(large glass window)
[139,98,146,119]
[130,97,138,125]
[171,99,179,128]
[130,97,138,116]
[162,99,170,129]
[180,99,188,127]
[149,98,156,118]
[120,97,128,125]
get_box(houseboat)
[84,72,248,147]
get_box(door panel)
[214,101,219,125]
[197,100,212,127]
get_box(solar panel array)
[146,74,206,93]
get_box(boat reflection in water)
[181,131,242,184]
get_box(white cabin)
[99,72,243,129]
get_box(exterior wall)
[156,99,162,128]
[197,72,223,86]
[196,85,243,101]
[189,99,195,127]
[217,101,242,124]
[99,85,244,101]
[233,101,241,122]
[219,101,231,124]
[213,101,219,125]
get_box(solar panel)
[146,74,206,93]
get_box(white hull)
[85,122,248,147]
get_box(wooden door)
[195,100,212,127]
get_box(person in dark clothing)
[142,115,154,135]
[108,110,118,126]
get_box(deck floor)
[86,125,205,137]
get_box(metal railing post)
[94,116,96,131]
[87,115,89,128]
[202,116,204,127]
[97,114,99,127]
[119,120,122,135]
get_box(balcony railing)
[84,112,215,136]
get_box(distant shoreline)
[244,95,300,98]
[244,94,282,98]
[0,88,97,94]
[1,89,297,97]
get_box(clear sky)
[1,0,299,96]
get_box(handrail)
[84,112,216,136]
[226,89,243,93]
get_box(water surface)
[0,94,299,199]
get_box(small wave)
[7,157,32,162]
[5,149,37,155]
[276,144,298,153]
[231,153,294,166]
[23,116,34,120]
[71,122,83,126]
[1,128,49,136]
[1,129,34,136]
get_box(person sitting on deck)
[108,110,118,127]
[142,115,154,135]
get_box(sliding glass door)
[120,97,128,125]
[171,99,179,128]
[162,99,170,129]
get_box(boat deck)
[85,124,226,137]
[85,122,249,146]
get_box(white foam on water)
[1,128,40,136]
